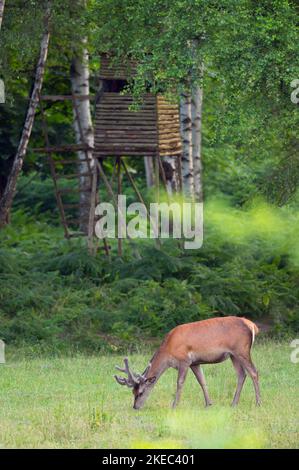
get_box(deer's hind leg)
[235,354,261,406]
[230,355,246,406]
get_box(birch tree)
[0,3,51,227]
[162,156,177,194]
[0,0,5,31]
[70,44,94,233]
[191,85,203,202]
[180,92,193,199]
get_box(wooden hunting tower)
[34,54,183,255]
[94,54,182,159]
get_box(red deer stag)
[114,316,260,409]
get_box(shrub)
[0,194,298,353]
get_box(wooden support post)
[157,153,171,204]
[121,159,161,248]
[100,206,110,257]
[155,153,160,204]
[110,157,118,187]
[117,157,122,257]
[95,159,141,259]
[95,171,110,257]
[121,160,145,205]
[87,166,97,255]
[96,160,118,204]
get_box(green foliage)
[89,0,299,203]
[0,193,298,352]
[1,0,298,205]
[0,0,298,351]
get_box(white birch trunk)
[70,45,94,233]
[0,0,5,31]
[180,92,193,199]
[0,4,50,227]
[162,155,177,195]
[191,85,203,202]
[144,156,154,188]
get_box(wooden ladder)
[33,94,109,255]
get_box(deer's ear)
[146,376,156,385]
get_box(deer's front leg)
[172,364,188,408]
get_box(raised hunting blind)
[95,54,182,159]
[33,54,183,255]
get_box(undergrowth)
[0,190,298,352]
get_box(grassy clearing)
[0,340,298,449]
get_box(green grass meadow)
[0,340,298,449]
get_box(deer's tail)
[242,318,259,346]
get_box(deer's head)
[114,358,156,409]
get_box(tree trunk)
[191,85,203,202]
[162,156,177,195]
[144,156,154,188]
[0,4,50,228]
[70,44,94,234]
[0,0,5,31]
[180,92,193,199]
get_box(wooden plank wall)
[95,93,182,157]
[156,95,182,156]
[95,55,182,158]
[99,54,137,80]
[95,93,158,156]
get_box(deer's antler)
[141,364,150,377]
[135,364,151,381]
[114,357,138,388]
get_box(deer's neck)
[146,348,169,381]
